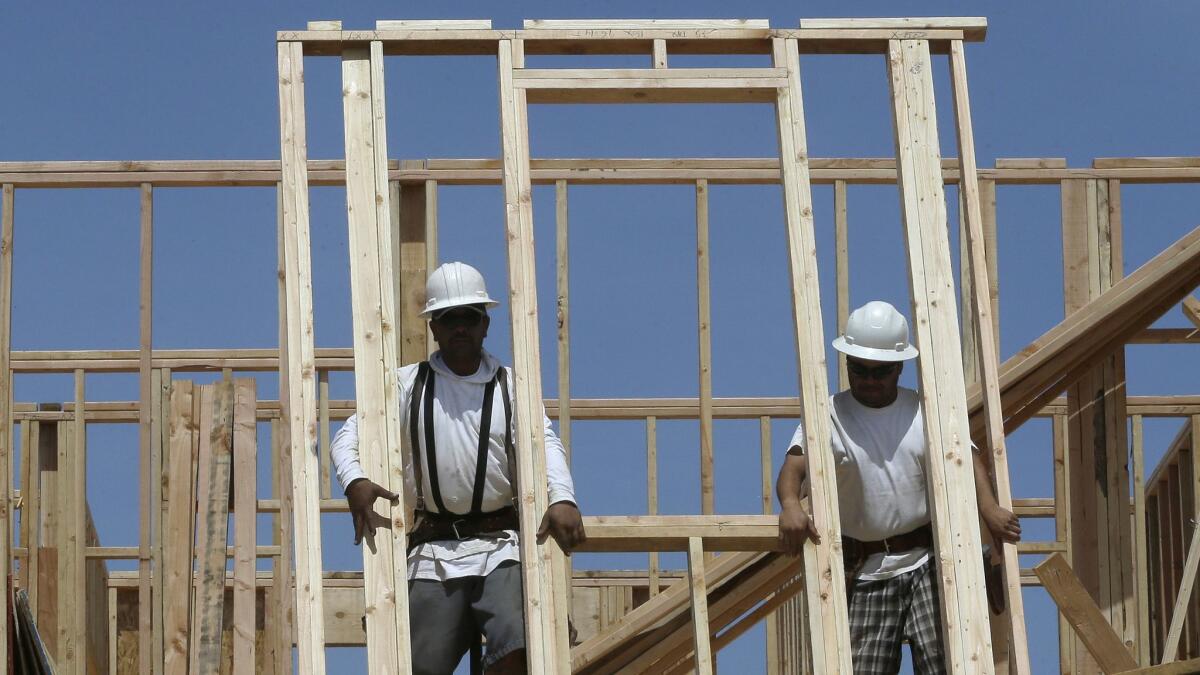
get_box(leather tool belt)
[842,523,933,597]
[408,506,520,550]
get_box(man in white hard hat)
[776,300,1020,674]
[331,261,585,675]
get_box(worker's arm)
[972,447,1021,544]
[331,414,401,546]
[776,447,821,555]
[533,399,586,552]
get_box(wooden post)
[686,537,714,675]
[232,379,258,673]
[834,179,849,391]
[498,37,571,672]
[647,416,659,596]
[1161,519,1200,663]
[149,367,165,675]
[163,381,196,675]
[277,39,327,675]
[1061,176,1137,671]
[424,179,439,357]
[696,179,715,515]
[772,37,853,672]
[22,420,38,621]
[318,370,330,500]
[888,38,993,672]
[342,41,413,674]
[397,180,429,365]
[0,183,13,668]
[1133,415,1151,666]
[948,40,1031,675]
[556,179,571,462]
[136,182,156,675]
[73,370,87,675]
[191,382,234,673]
[274,184,296,675]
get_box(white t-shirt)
[331,349,576,581]
[789,387,930,580]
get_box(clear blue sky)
[4,1,1199,673]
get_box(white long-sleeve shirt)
[330,349,576,581]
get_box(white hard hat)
[420,262,500,318]
[832,300,919,362]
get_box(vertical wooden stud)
[686,537,714,675]
[192,382,234,673]
[647,416,659,596]
[137,181,156,675]
[652,39,668,69]
[0,183,11,669]
[277,40,327,675]
[1132,415,1150,666]
[232,379,258,673]
[555,179,571,462]
[949,40,1030,675]
[163,381,195,675]
[696,179,714,515]
[772,37,853,672]
[73,369,87,675]
[889,38,993,673]
[318,370,330,499]
[834,179,849,391]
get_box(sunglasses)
[846,360,900,380]
[432,306,485,327]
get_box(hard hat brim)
[831,336,918,362]
[419,296,500,318]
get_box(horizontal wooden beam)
[575,515,780,552]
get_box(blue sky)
[4,1,1200,673]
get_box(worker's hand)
[536,501,586,554]
[778,503,820,555]
[982,503,1021,544]
[346,479,399,546]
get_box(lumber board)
[555,180,571,460]
[1115,658,1200,674]
[1161,519,1200,663]
[686,538,714,675]
[834,179,849,390]
[277,40,327,675]
[376,19,492,30]
[889,38,992,673]
[0,182,11,670]
[232,379,257,673]
[73,372,87,675]
[516,68,785,104]
[341,42,412,674]
[1133,415,1152,666]
[696,179,714,515]
[948,40,1031,675]
[499,37,570,673]
[21,420,39,620]
[1183,296,1200,330]
[135,182,155,675]
[771,37,852,673]
[150,368,165,675]
[647,417,659,595]
[162,381,195,675]
[523,19,770,30]
[1035,553,1139,674]
[396,181,429,364]
[193,382,234,672]
[574,515,780,551]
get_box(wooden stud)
[948,40,1031,675]
[498,37,570,672]
[1035,553,1138,674]
[23,419,39,620]
[772,37,852,672]
[652,39,668,68]
[233,379,257,673]
[646,416,659,596]
[556,179,571,461]
[396,181,428,365]
[686,537,714,675]
[192,382,234,672]
[277,40,328,675]
[149,367,165,675]
[696,179,714,515]
[1133,415,1151,666]
[342,42,413,673]
[73,369,87,675]
[833,179,849,391]
[0,183,12,669]
[1161,517,1200,663]
[163,380,195,675]
[424,179,438,357]
[273,184,296,675]
[318,370,330,499]
[108,586,118,675]
[1183,296,1200,331]
[889,38,993,672]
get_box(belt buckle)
[451,519,467,540]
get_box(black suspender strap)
[469,377,498,515]
[421,366,451,515]
[408,362,431,513]
[495,368,519,514]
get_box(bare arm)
[973,447,1021,544]
[776,449,820,554]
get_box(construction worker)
[331,261,585,675]
[776,300,1021,674]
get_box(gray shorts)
[408,560,525,674]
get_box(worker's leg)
[409,575,476,675]
[848,575,906,674]
[472,560,527,674]
[902,559,947,675]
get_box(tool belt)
[842,523,933,597]
[408,506,520,550]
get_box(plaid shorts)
[848,558,946,674]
